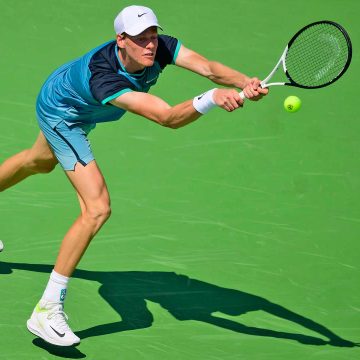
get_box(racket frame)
[239,20,352,99]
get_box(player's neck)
[118,49,145,74]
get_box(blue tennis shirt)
[36,35,181,127]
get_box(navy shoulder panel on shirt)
[88,35,180,104]
[89,41,134,104]
[156,35,180,69]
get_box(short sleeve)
[155,35,181,69]
[89,49,134,105]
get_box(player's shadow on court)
[0,260,358,355]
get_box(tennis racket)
[239,20,352,99]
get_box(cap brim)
[125,23,163,36]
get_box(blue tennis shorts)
[37,115,96,171]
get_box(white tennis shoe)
[27,300,80,346]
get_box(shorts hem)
[62,156,95,171]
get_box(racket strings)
[286,23,350,87]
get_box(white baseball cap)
[114,5,163,36]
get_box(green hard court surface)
[0,0,359,359]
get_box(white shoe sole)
[27,319,80,347]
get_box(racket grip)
[239,81,267,101]
[239,91,246,101]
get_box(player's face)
[122,27,159,70]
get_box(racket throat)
[261,46,288,88]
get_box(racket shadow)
[0,261,357,348]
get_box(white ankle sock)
[41,270,69,303]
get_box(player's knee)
[33,159,57,174]
[86,202,112,223]
[25,152,57,174]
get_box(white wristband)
[193,88,217,114]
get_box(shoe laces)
[46,303,71,333]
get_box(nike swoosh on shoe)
[50,325,65,338]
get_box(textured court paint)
[0,0,359,359]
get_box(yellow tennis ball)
[284,96,301,113]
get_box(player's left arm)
[175,45,268,100]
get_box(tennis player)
[0,5,268,346]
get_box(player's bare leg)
[27,160,111,346]
[0,131,58,191]
[54,160,111,276]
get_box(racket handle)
[239,81,268,101]
[239,91,246,101]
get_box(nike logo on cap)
[50,325,65,338]
[138,13,147,17]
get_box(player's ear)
[116,33,126,49]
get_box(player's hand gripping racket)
[239,20,352,100]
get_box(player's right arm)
[109,88,246,129]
